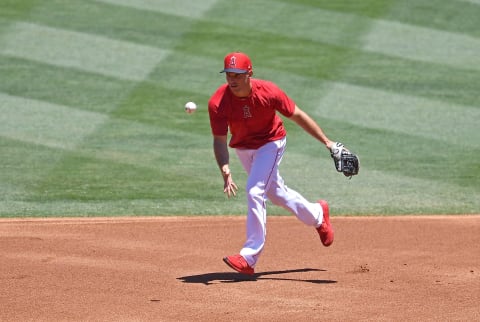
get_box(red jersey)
[208,79,296,149]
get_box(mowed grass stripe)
[0,56,135,114]
[0,22,168,81]
[176,21,479,107]
[315,82,480,147]
[94,0,219,18]
[206,0,480,70]
[281,149,480,215]
[337,50,480,108]
[362,20,480,71]
[382,0,480,38]
[77,118,212,171]
[0,93,108,150]
[144,52,478,149]
[0,198,247,217]
[147,52,225,94]
[275,0,479,40]
[284,116,479,190]
[8,0,195,50]
[207,0,369,47]
[462,0,480,5]
[143,47,480,114]
[0,139,65,202]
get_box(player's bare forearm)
[213,135,238,197]
[289,105,333,149]
[213,135,230,173]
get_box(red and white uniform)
[209,79,293,149]
[209,79,323,268]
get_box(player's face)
[225,72,252,97]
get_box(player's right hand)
[222,169,238,198]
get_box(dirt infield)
[1,215,479,321]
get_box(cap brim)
[220,68,248,73]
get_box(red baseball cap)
[220,52,252,73]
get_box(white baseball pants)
[235,137,324,268]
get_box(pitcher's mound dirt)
[1,215,479,321]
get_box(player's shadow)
[177,268,337,285]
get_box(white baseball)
[185,101,197,114]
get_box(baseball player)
[208,52,337,275]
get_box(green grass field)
[0,0,479,217]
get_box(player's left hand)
[330,142,360,178]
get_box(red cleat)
[316,200,334,247]
[223,254,254,275]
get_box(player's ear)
[247,70,253,78]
